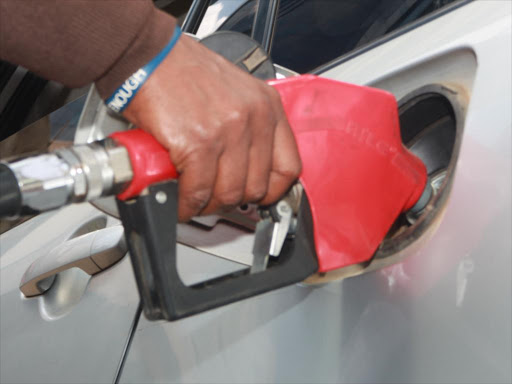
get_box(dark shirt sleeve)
[0,0,176,99]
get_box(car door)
[118,1,511,383]
[0,103,140,384]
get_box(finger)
[200,138,250,215]
[259,115,302,206]
[177,150,218,222]
[243,103,274,203]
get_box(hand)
[123,34,301,222]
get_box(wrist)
[95,8,177,99]
[105,25,182,113]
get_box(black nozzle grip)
[117,180,318,321]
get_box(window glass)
[219,0,461,73]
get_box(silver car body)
[1,1,510,383]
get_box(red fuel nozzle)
[269,75,428,273]
[110,129,178,201]
[109,75,428,274]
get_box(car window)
[218,0,462,73]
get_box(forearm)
[0,0,176,98]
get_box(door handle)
[20,225,126,297]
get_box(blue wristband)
[105,25,182,113]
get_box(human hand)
[123,34,301,222]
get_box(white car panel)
[119,2,511,383]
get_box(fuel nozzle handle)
[0,129,177,219]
